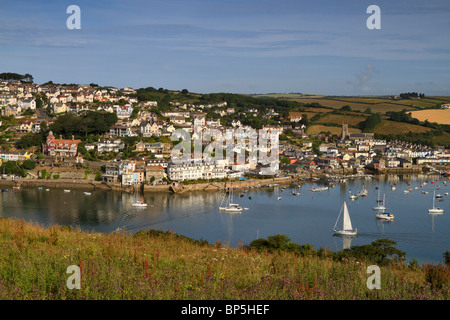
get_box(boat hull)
[219,207,243,213]
[376,213,394,220]
[132,201,147,208]
[333,229,357,236]
[428,208,443,214]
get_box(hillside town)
[1,78,450,189]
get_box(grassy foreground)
[0,217,448,300]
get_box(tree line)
[399,92,425,99]
[15,111,118,150]
[0,72,33,83]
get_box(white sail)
[342,202,353,231]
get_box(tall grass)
[0,218,448,300]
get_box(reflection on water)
[1,173,449,264]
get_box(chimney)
[72,135,74,141]
[60,135,62,140]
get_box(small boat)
[1,189,8,192]
[13,186,20,190]
[277,196,282,201]
[219,203,243,212]
[428,191,444,214]
[357,188,368,197]
[84,192,91,196]
[391,186,396,190]
[373,192,387,211]
[309,186,328,192]
[376,211,394,221]
[37,187,43,190]
[46,189,49,191]
[132,201,147,208]
[348,190,358,200]
[333,201,357,236]
[64,190,70,193]
[422,191,428,194]
[219,184,246,212]
[436,194,443,199]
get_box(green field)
[306,125,361,136]
[289,98,413,114]
[373,120,432,135]
[252,94,450,115]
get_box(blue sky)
[1,0,449,95]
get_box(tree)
[249,234,301,253]
[0,161,27,177]
[181,89,189,94]
[340,105,352,112]
[15,132,45,149]
[21,159,36,170]
[359,113,381,132]
[335,239,405,265]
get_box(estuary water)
[1,173,449,264]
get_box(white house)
[97,138,125,153]
[167,161,227,181]
[115,105,134,118]
[17,98,36,110]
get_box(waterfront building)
[43,131,82,157]
[167,161,227,181]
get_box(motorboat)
[132,201,147,208]
[376,211,394,221]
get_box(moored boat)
[376,211,394,221]
[132,201,147,208]
[428,190,444,214]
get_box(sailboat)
[428,190,444,214]
[372,192,387,211]
[333,201,357,236]
[219,185,245,213]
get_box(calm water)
[1,174,449,264]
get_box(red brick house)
[43,131,82,157]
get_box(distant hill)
[253,94,450,146]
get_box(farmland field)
[410,109,450,125]
[373,120,432,135]
[289,98,414,113]
[315,113,367,126]
[306,124,361,135]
